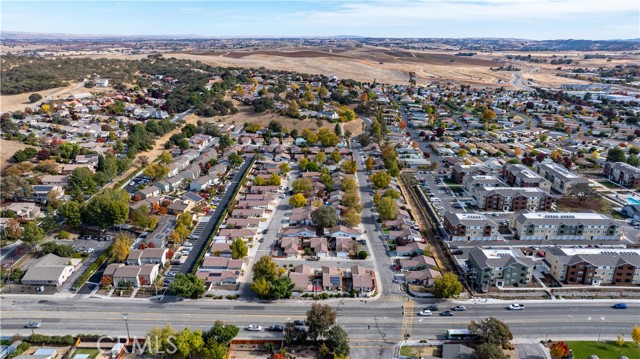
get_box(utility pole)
[122,313,131,344]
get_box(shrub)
[358,250,368,259]
[57,230,70,239]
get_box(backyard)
[556,196,624,219]
[566,341,640,359]
[72,348,101,359]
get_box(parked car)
[306,256,320,261]
[246,324,262,331]
[507,304,525,311]
[451,306,466,311]
[611,303,628,309]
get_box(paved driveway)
[516,344,548,359]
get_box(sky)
[1,0,639,40]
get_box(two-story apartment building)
[474,187,555,211]
[604,162,640,190]
[534,162,589,194]
[451,164,490,184]
[545,247,640,286]
[512,212,621,241]
[443,212,498,241]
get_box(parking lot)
[124,175,151,194]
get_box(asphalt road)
[180,155,254,274]
[2,296,638,358]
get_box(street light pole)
[122,313,131,343]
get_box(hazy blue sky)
[2,1,639,40]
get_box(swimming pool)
[628,197,640,205]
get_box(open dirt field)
[0,139,33,171]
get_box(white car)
[418,310,432,316]
[246,324,262,331]
[507,304,525,311]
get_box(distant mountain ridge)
[2,31,639,51]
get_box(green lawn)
[598,180,622,189]
[73,349,100,359]
[567,341,640,359]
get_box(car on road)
[418,310,432,316]
[423,305,439,311]
[266,325,285,332]
[25,322,41,328]
[293,320,306,326]
[451,306,466,311]
[611,303,628,309]
[246,324,262,331]
[439,311,453,316]
[507,304,525,311]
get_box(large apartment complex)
[466,248,535,291]
[443,212,498,241]
[473,187,555,212]
[545,247,640,286]
[512,212,621,241]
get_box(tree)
[218,135,231,155]
[131,207,159,231]
[378,197,398,221]
[29,93,42,103]
[383,188,400,199]
[319,131,340,147]
[175,327,204,358]
[266,173,281,186]
[549,341,570,358]
[159,150,173,164]
[146,325,177,356]
[334,123,342,136]
[59,201,82,227]
[311,206,338,231]
[370,171,391,189]
[230,238,248,259]
[481,108,497,122]
[326,324,350,357]
[330,150,341,164]
[144,163,170,181]
[306,303,337,341]
[341,177,358,193]
[270,276,294,299]
[433,272,463,298]
[284,322,307,346]
[617,334,625,349]
[252,255,278,282]
[473,343,508,359]
[37,159,60,175]
[469,317,512,347]
[632,325,640,347]
[228,152,243,168]
[340,160,357,174]
[314,151,326,164]
[279,163,291,175]
[111,234,133,263]
[1,176,34,201]
[292,178,313,194]
[5,218,23,240]
[289,193,307,208]
[69,167,96,194]
[82,189,130,228]
[566,182,598,203]
[250,277,271,299]
[170,273,206,299]
[607,146,626,163]
[365,157,374,172]
[342,208,361,228]
[22,221,45,250]
[205,320,239,346]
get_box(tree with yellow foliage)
[632,325,640,347]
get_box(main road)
[1,295,638,358]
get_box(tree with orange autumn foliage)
[549,341,570,358]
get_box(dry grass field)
[0,81,115,113]
[0,139,33,171]
[190,99,364,137]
